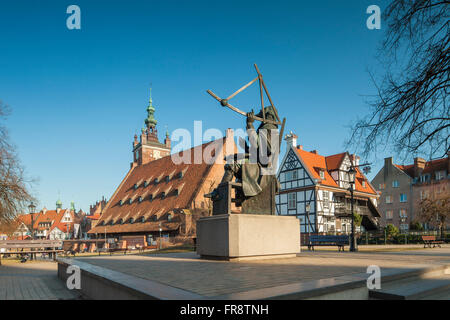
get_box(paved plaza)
[1,246,449,300]
[0,260,81,300]
[74,246,450,298]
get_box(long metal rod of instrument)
[279,117,286,147]
[253,64,281,123]
[258,75,265,122]
[226,77,259,101]
[207,89,281,125]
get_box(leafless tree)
[348,0,449,160]
[418,195,450,236]
[0,100,34,224]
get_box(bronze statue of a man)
[206,106,280,213]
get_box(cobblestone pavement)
[0,260,81,300]
[75,246,450,297]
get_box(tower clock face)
[154,150,160,159]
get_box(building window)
[286,170,298,181]
[436,170,446,181]
[288,193,296,209]
[399,209,407,218]
[379,183,385,190]
[319,170,325,180]
[362,180,366,188]
[386,210,393,220]
[420,174,430,183]
[400,193,407,202]
[323,191,329,209]
[392,180,399,188]
[385,195,393,204]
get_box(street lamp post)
[305,202,311,245]
[159,222,162,250]
[348,167,357,252]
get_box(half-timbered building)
[276,133,381,243]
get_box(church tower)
[132,88,171,167]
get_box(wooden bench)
[422,235,444,248]
[0,240,63,265]
[308,235,349,252]
[107,240,128,255]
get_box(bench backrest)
[0,240,62,249]
[422,236,436,241]
[310,235,349,243]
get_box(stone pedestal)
[196,214,300,261]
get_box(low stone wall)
[57,258,202,300]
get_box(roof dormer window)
[319,170,325,180]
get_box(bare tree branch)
[0,100,34,224]
[348,0,450,161]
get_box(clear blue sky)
[0,0,393,213]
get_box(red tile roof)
[86,214,101,220]
[88,139,228,234]
[15,209,76,237]
[17,212,40,229]
[294,148,377,195]
[395,158,448,178]
[325,152,346,171]
[33,210,64,231]
[294,148,339,188]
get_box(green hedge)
[357,232,449,245]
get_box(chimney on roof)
[311,150,318,154]
[350,154,360,166]
[284,131,297,149]
[414,157,426,178]
[224,128,236,161]
[384,157,393,179]
[226,128,233,139]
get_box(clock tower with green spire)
[132,88,171,167]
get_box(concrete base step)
[369,273,450,300]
